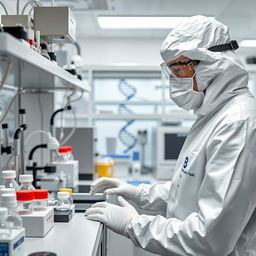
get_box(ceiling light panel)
[97,16,189,29]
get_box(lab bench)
[25,213,106,256]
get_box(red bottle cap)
[16,190,34,201]
[66,146,72,152]
[33,189,48,200]
[58,147,69,153]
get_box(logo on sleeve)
[183,157,189,169]
[181,156,195,177]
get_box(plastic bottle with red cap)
[57,146,74,161]
[16,190,34,215]
[33,189,48,211]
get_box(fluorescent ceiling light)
[240,40,256,47]
[97,16,189,29]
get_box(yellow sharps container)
[96,157,114,177]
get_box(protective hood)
[160,15,249,116]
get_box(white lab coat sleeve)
[127,121,256,256]
[135,182,172,212]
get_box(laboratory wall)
[70,37,163,66]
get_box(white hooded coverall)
[127,16,256,256]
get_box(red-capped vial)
[57,147,68,161]
[16,190,34,215]
[33,189,48,211]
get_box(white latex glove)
[85,196,139,236]
[90,177,140,202]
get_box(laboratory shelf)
[92,112,196,120]
[92,100,163,105]
[0,33,89,92]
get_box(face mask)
[169,75,204,111]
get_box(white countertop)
[25,213,103,256]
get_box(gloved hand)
[90,177,140,202]
[85,196,139,236]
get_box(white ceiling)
[71,0,256,42]
[2,0,256,41]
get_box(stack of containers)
[0,171,25,255]
[16,189,54,237]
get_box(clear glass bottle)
[0,207,11,239]
[0,193,23,229]
[1,170,19,190]
[33,189,48,211]
[19,174,35,190]
[56,191,71,211]
[59,188,73,204]
[16,190,34,215]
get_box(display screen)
[164,133,187,160]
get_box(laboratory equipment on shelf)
[152,125,189,179]
[16,190,34,215]
[19,174,35,190]
[0,193,23,229]
[56,191,71,211]
[1,170,19,190]
[33,190,48,211]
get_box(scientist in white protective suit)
[85,15,256,256]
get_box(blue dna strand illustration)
[118,79,137,153]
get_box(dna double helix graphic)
[118,79,137,153]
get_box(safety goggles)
[161,40,239,79]
[160,59,199,79]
